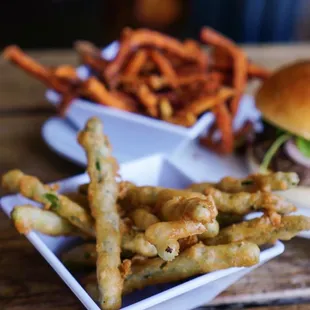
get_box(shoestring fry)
[3,27,271,154]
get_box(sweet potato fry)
[183,39,208,70]
[212,61,271,80]
[159,98,173,120]
[82,77,136,112]
[80,53,108,74]
[110,91,138,113]
[179,87,235,117]
[149,50,178,88]
[144,75,168,90]
[52,65,78,82]
[210,47,270,80]
[123,49,148,77]
[58,92,77,116]
[203,71,226,94]
[3,45,49,83]
[3,45,68,93]
[200,100,234,154]
[201,27,247,116]
[106,29,204,79]
[166,113,197,127]
[178,73,209,86]
[135,84,158,117]
[145,220,206,261]
[74,40,102,58]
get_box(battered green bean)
[199,220,220,240]
[62,243,97,267]
[156,189,217,223]
[204,215,310,246]
[11,205,77,236]
[85,242,260,297]
[78,117,122,310]
[205,187,296,215]
[188,172,299,194]
[2,170,95,236]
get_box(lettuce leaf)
[259,134,292,173]
[296,137,310,158]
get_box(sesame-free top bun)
[255,60,310,140]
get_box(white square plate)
[0,154,284,310]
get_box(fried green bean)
[62,231,157,269]
[205,187,296,215]
[204,215,310,246]
[62,243,97,267]
[199,220,220,240]
[129,208,160,230]
[2,170,95,236]
[188,172,299,194]
[11,204,155,257]
[122,231,157,257]
[216,213,244,228]
[78,117,122,310]
[119,185,164,209]
[2,169,25,192]
[156,189,217,223]
[11,205,77,236]
[64,192,90,209]
[145,220,206,261]
[85,242,259,297]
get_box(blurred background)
[1,0,310,49]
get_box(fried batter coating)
[204,215,310,246]
[11,205,77,236]
[205,187,296,215]
[85,242,259,297]
[62,243,97,267]
[129,208,160,230]
[199,220,220,240]
[122,231,157,257]
[188,172,299,194]
[78,117,122,310]
[119,185,164,210]
[155,189,217,223]
[145,220,206,261]
[2,170,95,236]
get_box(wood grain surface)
[1,47,310,310]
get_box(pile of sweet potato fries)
[3,27,270,154]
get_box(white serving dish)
[45,41,214,162]
[1,154,284,310]
[43,93,259,166]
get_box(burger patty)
[252,140,310,186]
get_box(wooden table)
[1,45,310,310]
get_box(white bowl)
[45,41,214,162]
[1,154,284,310]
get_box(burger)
[247,60,310,185]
